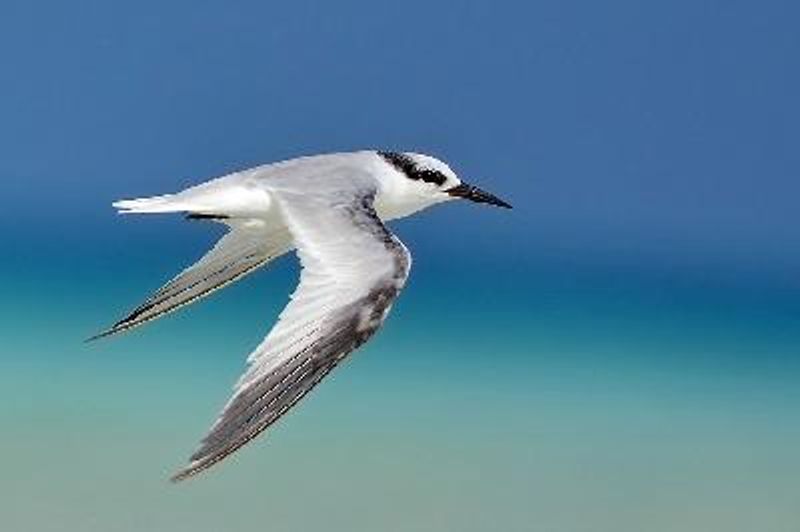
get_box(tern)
[93,150,511,481]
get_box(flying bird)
[92,150,511,481]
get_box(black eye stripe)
[378,151,447,187]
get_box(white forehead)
[404,153,458,179]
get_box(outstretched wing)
[171,185,411,481]
[90,220,292,340]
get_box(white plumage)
[93,150,510,480]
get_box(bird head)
[377,151,512,217]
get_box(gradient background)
[2,1,799,531]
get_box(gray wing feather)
[171,186,410,482]
[90,222,291,340]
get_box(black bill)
[447,183,512,209]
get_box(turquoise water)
[2,244,799,531]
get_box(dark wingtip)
[169,469,193,484]
[84,328,117,343]
[85,317,133,343]
[169,460,212,484]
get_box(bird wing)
[171,182,411,481]
[90,220,292,340]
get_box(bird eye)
[419,170,447,186]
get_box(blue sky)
[1,0,798,287]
